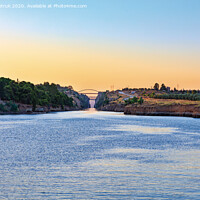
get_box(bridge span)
[78,89,99,93]
[78,89,100,96]
[78,89,100,106]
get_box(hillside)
[0,77,90,114]
[95,88,200,118]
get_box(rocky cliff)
[124,104,200,118]
[99,103,125,112]
[94,92,106,109]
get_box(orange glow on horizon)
[0,36,199,91]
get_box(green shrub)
[154,93,200,101]
[125,97,144,105]
[10,103,18,112]
[0,104,5,112]
[138,97,144,105]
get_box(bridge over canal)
[78,89,100,100]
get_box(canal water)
[0,110,200,199]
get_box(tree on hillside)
[0,77,74,109]
[0,77,12,99]
[138,97,144,105]
[154,83,159,91]
[160,83,167,91]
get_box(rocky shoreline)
[0,107,85,115]
[97,103,200,118]
[124,104,200,118]
[0,107,92,117]
[0,102,87,115]
[99,103,125,112]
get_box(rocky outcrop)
[99,103,125,112]
[95,92,106,109]
[0,101,84,115]
[63,90,90,109]
[124,104,200,118]
[97,100,200,118]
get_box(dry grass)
[107,91,200,107]
[144,98,200,106]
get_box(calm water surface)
[0,109,200,199]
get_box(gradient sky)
[0,0,200,90]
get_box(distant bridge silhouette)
[78,89,99,95]
[78,89,100,100]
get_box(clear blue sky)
[1,0,200,46]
